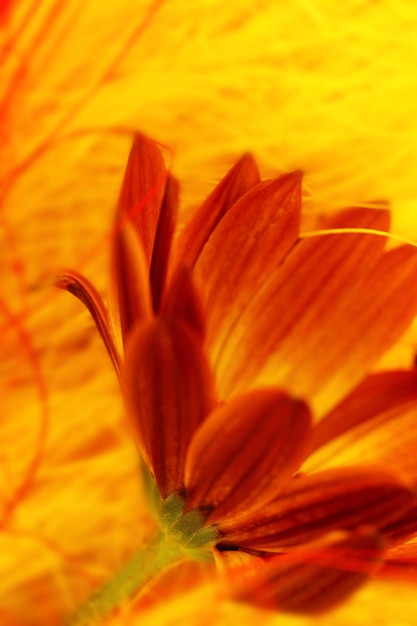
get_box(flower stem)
[66,530,184,625]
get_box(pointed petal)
[229,530,385,614]
[174,153,260,269]
[110,220,153,344]
[217,209,417,417]
[54,269,121,376]
[220,467,415,551]
[150,175,179,311]
[122,318,216,498]
[311,370,417,452]
[196,172,302,363]
[161,267,206,341]
[184,389,312,522]
[117,134,167,265]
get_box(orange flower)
[58,135,417,619]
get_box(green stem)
[66,530,184,625]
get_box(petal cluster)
[58,135,417,614]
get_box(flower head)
[58,134,417,616]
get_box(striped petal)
[228,530,385,614]
[311,370,417,452]
[117,134,167,266]
[184,389,312,522]
[149,175,179,311]
[216,209,417,417]
[219,467,415,551]
[174,153,260,269]
[122,318,216,498]
[304,398,417,480]
[195,172,302,364]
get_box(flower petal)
[174,153,260,269]
[184,389,312,522]
[161,266,206,341]
[219,467,415,551]
[117,134,167,266]
[382,502,417,546]
[228,529,385,614]
[123,318,216,498]
[149,175,179,311]
[304,397,417,481]
[110,220,153,345]
[310,370,417,452]
[216,209,417,417]
[195,171,302,363]
[53,269,121,375]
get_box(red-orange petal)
[216,209,417,417]
[311,370,417,452]
[184,389,312,522]
[195,172,302,364]
[110,220,153,344]
[161,266,206,341]
[228,529,385,614]
[53,269,121,376]
[219,467,415,551]
[304,396,417,480]
[117,134,167,266]
[149,175,179,311]
[122,318,216,498]
[174,153,260,269]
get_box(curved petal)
[304,398,417,481]
[227,529,385,614]
[311,370,417,452]
[117,134,167,266]
[220,467,416,551]
[216,209,417,417]
[54,269,121,375]
[184,389,312,522]
[122,318,216,498]
[174,153,260,269]
[382,502,417,546]
[196,171,302,363]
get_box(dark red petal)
[122,318,216,498]
[110,220,153,344]
[184,389,312,522]
[195,172,302,365]
[174,153,260,269]
[54,270,121,376]
[149,175,179,311]
[227,529,385,614]
[117,134,167,266]
[311,370,417,452]
[220,467,415,550]
[161,266,206,341]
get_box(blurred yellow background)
[2,0,417,623]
